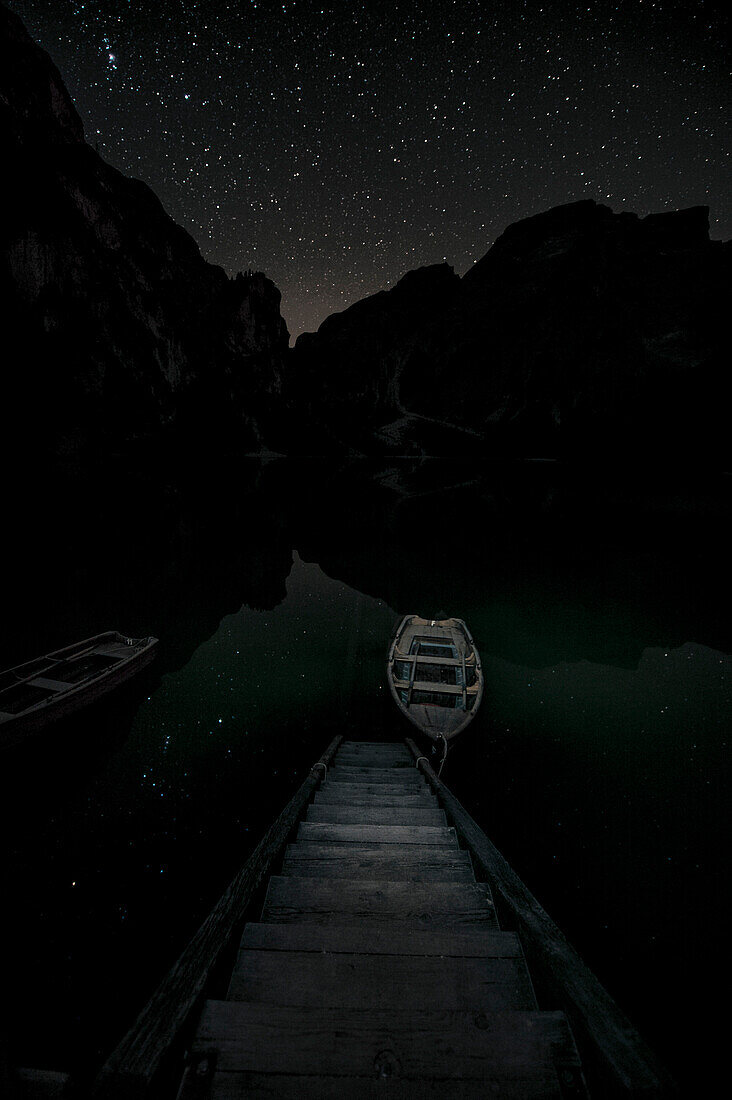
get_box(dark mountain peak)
[465,199,713,286]
[287,198,729,462]
[492,198,616,245]
[464,199,616,278]
[0,3,84,146]
[296,261,459,348]
[393,261,459,297]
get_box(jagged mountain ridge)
[0,2,288,477]
[288,199,730,461]
[1,2,729,471]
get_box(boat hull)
[387,615,483,742]
[0,632,159,748]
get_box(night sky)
[12,0,730,339]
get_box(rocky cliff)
[289,200,730,462]
[2,3,728,472]
[0,3,288,479]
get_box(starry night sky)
[12,0,730,339]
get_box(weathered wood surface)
[405,738,677,1097]
[286,840,466,859]
[92,736,343,1098]
[330,754,415,762]
[337,741,408,750]
[305,804,446,826]
[204,1070,568,1099]
[329,765,422,779]
[280,857,472,883]
[335,751,411,762]
[296,822,457,846]
[192,1003,580,1078]
[314,788,433,805]
[226,948,538,1009]
[261,876,499,928]
[337,741,410,753]
[281,848,474,882]
[314,782,431,800]
[334,756,413,769]
[280,858,474,882]
[238,922,524,958]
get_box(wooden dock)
[176,739,584,1098]
[94,737,675,1099]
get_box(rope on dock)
[437,735,448,778]
[310,761,327,779]
[415,739,448,778]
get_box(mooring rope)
[436,735,448,778]
[310,761,327,780]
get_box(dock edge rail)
[92,735,343,1099]
[406,738,678,1098]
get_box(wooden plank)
[330,763,420,773]
[239,922,524,959]
[323,783,428,796]
[336,745,412,752]
[314,789,435,806]
[336,750,412,760]
[334,759,414,771]
[285,841,470,861]
[340,741,406,748]
[296,823,458,846]
[305,805,446,826]
[92,735,343,1098]
[330,767,420,781]
[336,745,412,755]
[226,949,538,1010]
[317,778,431,796]
[319,782,430,798]
[404,737,677,1097]
[323,776,425,786]
[206,1069,566,1098]
[261,877,498,928]
[283,841,472,867]
[192,1003,581,1078]
[279,857,474,882]
[334,752,413,761]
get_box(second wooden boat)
[387,614,483,741]
[0,631,158,748]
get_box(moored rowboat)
[387,614,483,741]
[0,631,158,747]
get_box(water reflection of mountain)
[2,462,294,679]
[6,459,729,685]
[284,459,732,667]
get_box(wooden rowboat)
[387,614,483,741]
[0,631,158,747]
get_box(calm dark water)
[2,458,730,1094]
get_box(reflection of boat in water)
[387,614,483,741]
[0,631,158,748]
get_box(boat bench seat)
[27,677,72,692]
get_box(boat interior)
[0,637,149,715]
[391,622,480,715]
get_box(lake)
[2,457,729,1094]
